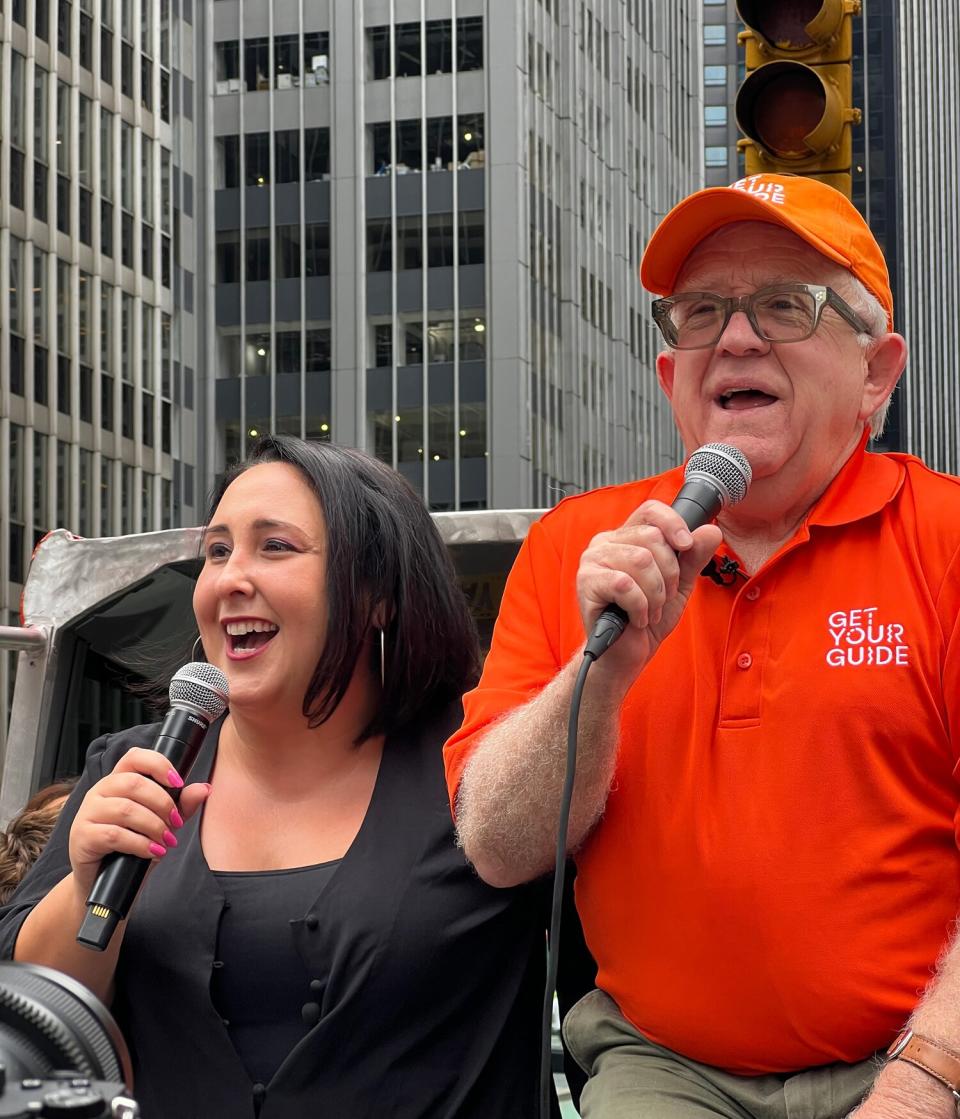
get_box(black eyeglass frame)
[651,283,873,350]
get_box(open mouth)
[224,620,279,655]
[718,388,778,411]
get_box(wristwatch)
[886,1028,960,1114]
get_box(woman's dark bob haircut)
[206,436,480,743]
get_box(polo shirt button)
[301,1001,321,1027]
[736,652,753,669]
[252,1083,267,1101]
[745,586,760,601]
[309,979,324,995]
[305,914,319,930]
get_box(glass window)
[121,41,134,96]
[56,259,71,354]
[78,95,92,187]
[121,121,133,209]
[99,106,113,199]
[33,248,47,343]
[101,26,114,83]
[276,330,301,374]
[36,0,50,39]
[215,40,239,88]
[425,20,451,74]
[704,105,727,126]
[397,215,422,270]
[58,0,72,55]
[244,37,269,91]
[101,281,113,371]
[457,113,484,167]
[305,329,331,372]
[275,225,300,279]
[426,214,454,268]
[10,53,27,149]
[459,313,486,361]
[368,27,389,80]
[395,23,420,78]
[34,433,49,533]
[304,224,329,277]
[245,132,269,186]
[33,66,48,162]
[705,145,729,167]
[216,230,241,283]
[161,148,171,232]
[245,229,270,282]
[142,303,153,390]
[395,119,422,172]
[704,64,726,86]
[121,292,133,381]
[304,128,329,181]
[275,130,299,183]
[274,34,299,86]
[367,218,391,272]
[457,16,483,71]
[426,319,455,363]
[9,238,25,337]
[703,25,726,46]
[80,11,93,68]
[78,272,92,363]
[56,81,71,175]
[142,136,153,221]
[458,210,484,265]
[216,135,240,188]
[141,55,153,111]
[303,32,328,84]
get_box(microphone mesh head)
[169,662,230,722]
[684,443,752,508]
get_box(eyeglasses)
[651,283,872,350]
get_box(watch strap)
[896,1033,960,1096]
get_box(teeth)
[225,620,279,636]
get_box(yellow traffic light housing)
[735,0,862,196]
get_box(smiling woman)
[0,436,551,1119]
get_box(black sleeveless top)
[211,860,340,1084]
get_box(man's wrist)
[869,1052,959,1116]
[886,1028,960,1104]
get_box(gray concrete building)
[0,0,203,752]
[205,0,703,510]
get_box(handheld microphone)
[586,442,752,658]
[76,662,229,952]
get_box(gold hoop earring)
[191,635,206,663]
[379,629,386,687]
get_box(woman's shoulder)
[84,721,165,775]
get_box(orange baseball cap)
[640,174,894,329]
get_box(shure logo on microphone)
[825,607,910,668]
[186,712,208,729]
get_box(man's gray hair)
[832,270,894,437]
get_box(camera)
[0,961,138,1117]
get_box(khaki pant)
[563,990,879,1119]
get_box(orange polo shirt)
[444,444,960,1074]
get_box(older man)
[444,174,960,1119]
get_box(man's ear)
[860,333,907,424]
[656,349,676,401]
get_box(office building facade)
[206,0,703,510]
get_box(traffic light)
[735,0,862,197]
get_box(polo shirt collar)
[805,431,905,528]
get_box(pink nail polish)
[162,829,178,848]
[167,769,184,789]
[170,807,184,829]
[149,842,167,858]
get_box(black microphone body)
[585,443,751,659]
[77,663,228,951]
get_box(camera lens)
[0,962,131,1088]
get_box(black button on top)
[305,914,319,930]
[309,978,323,995]
[301,1001,321,1027]
[252,1084,267,1101]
